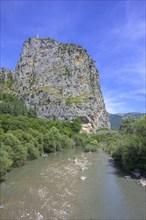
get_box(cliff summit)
[0,37,110,132]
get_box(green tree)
[72,133,89,147]
[119,116,136,134]
[0,150,13,181]
[44,127,62,152]
[84,140,100,152]
[71,117,82,132]
[133,115,146,144]
[60,135,75,149]
[1,133,28,167]
[25,143,40,160]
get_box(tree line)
[0,93,101,181]
[104,116,146,174]
[0,93,145,181]
[0,93,37,117]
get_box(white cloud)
[110,19,145,42]
[104,95,127,114]
[113,1,145,40]
[111,61,145,88]
[103,87,146,114]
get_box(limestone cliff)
[1,37,110,131]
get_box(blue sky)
[1,0,145,113]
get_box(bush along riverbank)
[1,114,146,185]
[103,115,146,186]
[0,113,106,181]
[0,114,80,181]
[0,94,101,181]
[0,94,145,185]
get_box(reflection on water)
[0,150,145,220]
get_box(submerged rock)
[80,176,87,180]
[138,178,146,187]
[0,204,5,209]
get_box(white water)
[0,150,145,219]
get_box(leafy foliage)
[106,115,146,173]
[1,92,145,181]
[72,133,89,147]
[0,114,82,181]
[109,113,145,131]
[70,117,82,132]
[0,149,13,181]
[0,93,37,117]
[84,140,100,152]
[119,116,136,134]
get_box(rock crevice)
[0,37,110,131]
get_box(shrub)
[72,133,89,147]
[84,140,100,152]
[106,141,117,154]
[60,135,75,149]
[0,93,37,117]
[0,150,13,181]
[1,133,28,167]
[44,127,62,153]
[119,116,136,134]
[12,144,28,167]
[111,133,146,172]
[25,143,40,160]
[1,143,14,161]
[71,117,82,132]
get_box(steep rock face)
[0,68,15,92]
[12,37,110,131]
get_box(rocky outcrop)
[1,37,110,131]
[81,123,94,133]
[0,68,15,92]
[0,68,12,84]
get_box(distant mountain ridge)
[109,112,145,130]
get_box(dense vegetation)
[105,116,146,174]
[0,113,103,181]
[0,93,37,117]
[0,114,82,181]
[0,93,145,181]
[109,113,145,130]
[0,93,100,181]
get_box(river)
[0,150,145,220]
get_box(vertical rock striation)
[2,37,110,131]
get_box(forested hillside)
[109,113,145,130]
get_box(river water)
[0,150,145,220]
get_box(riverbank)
[125,175,146,187]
